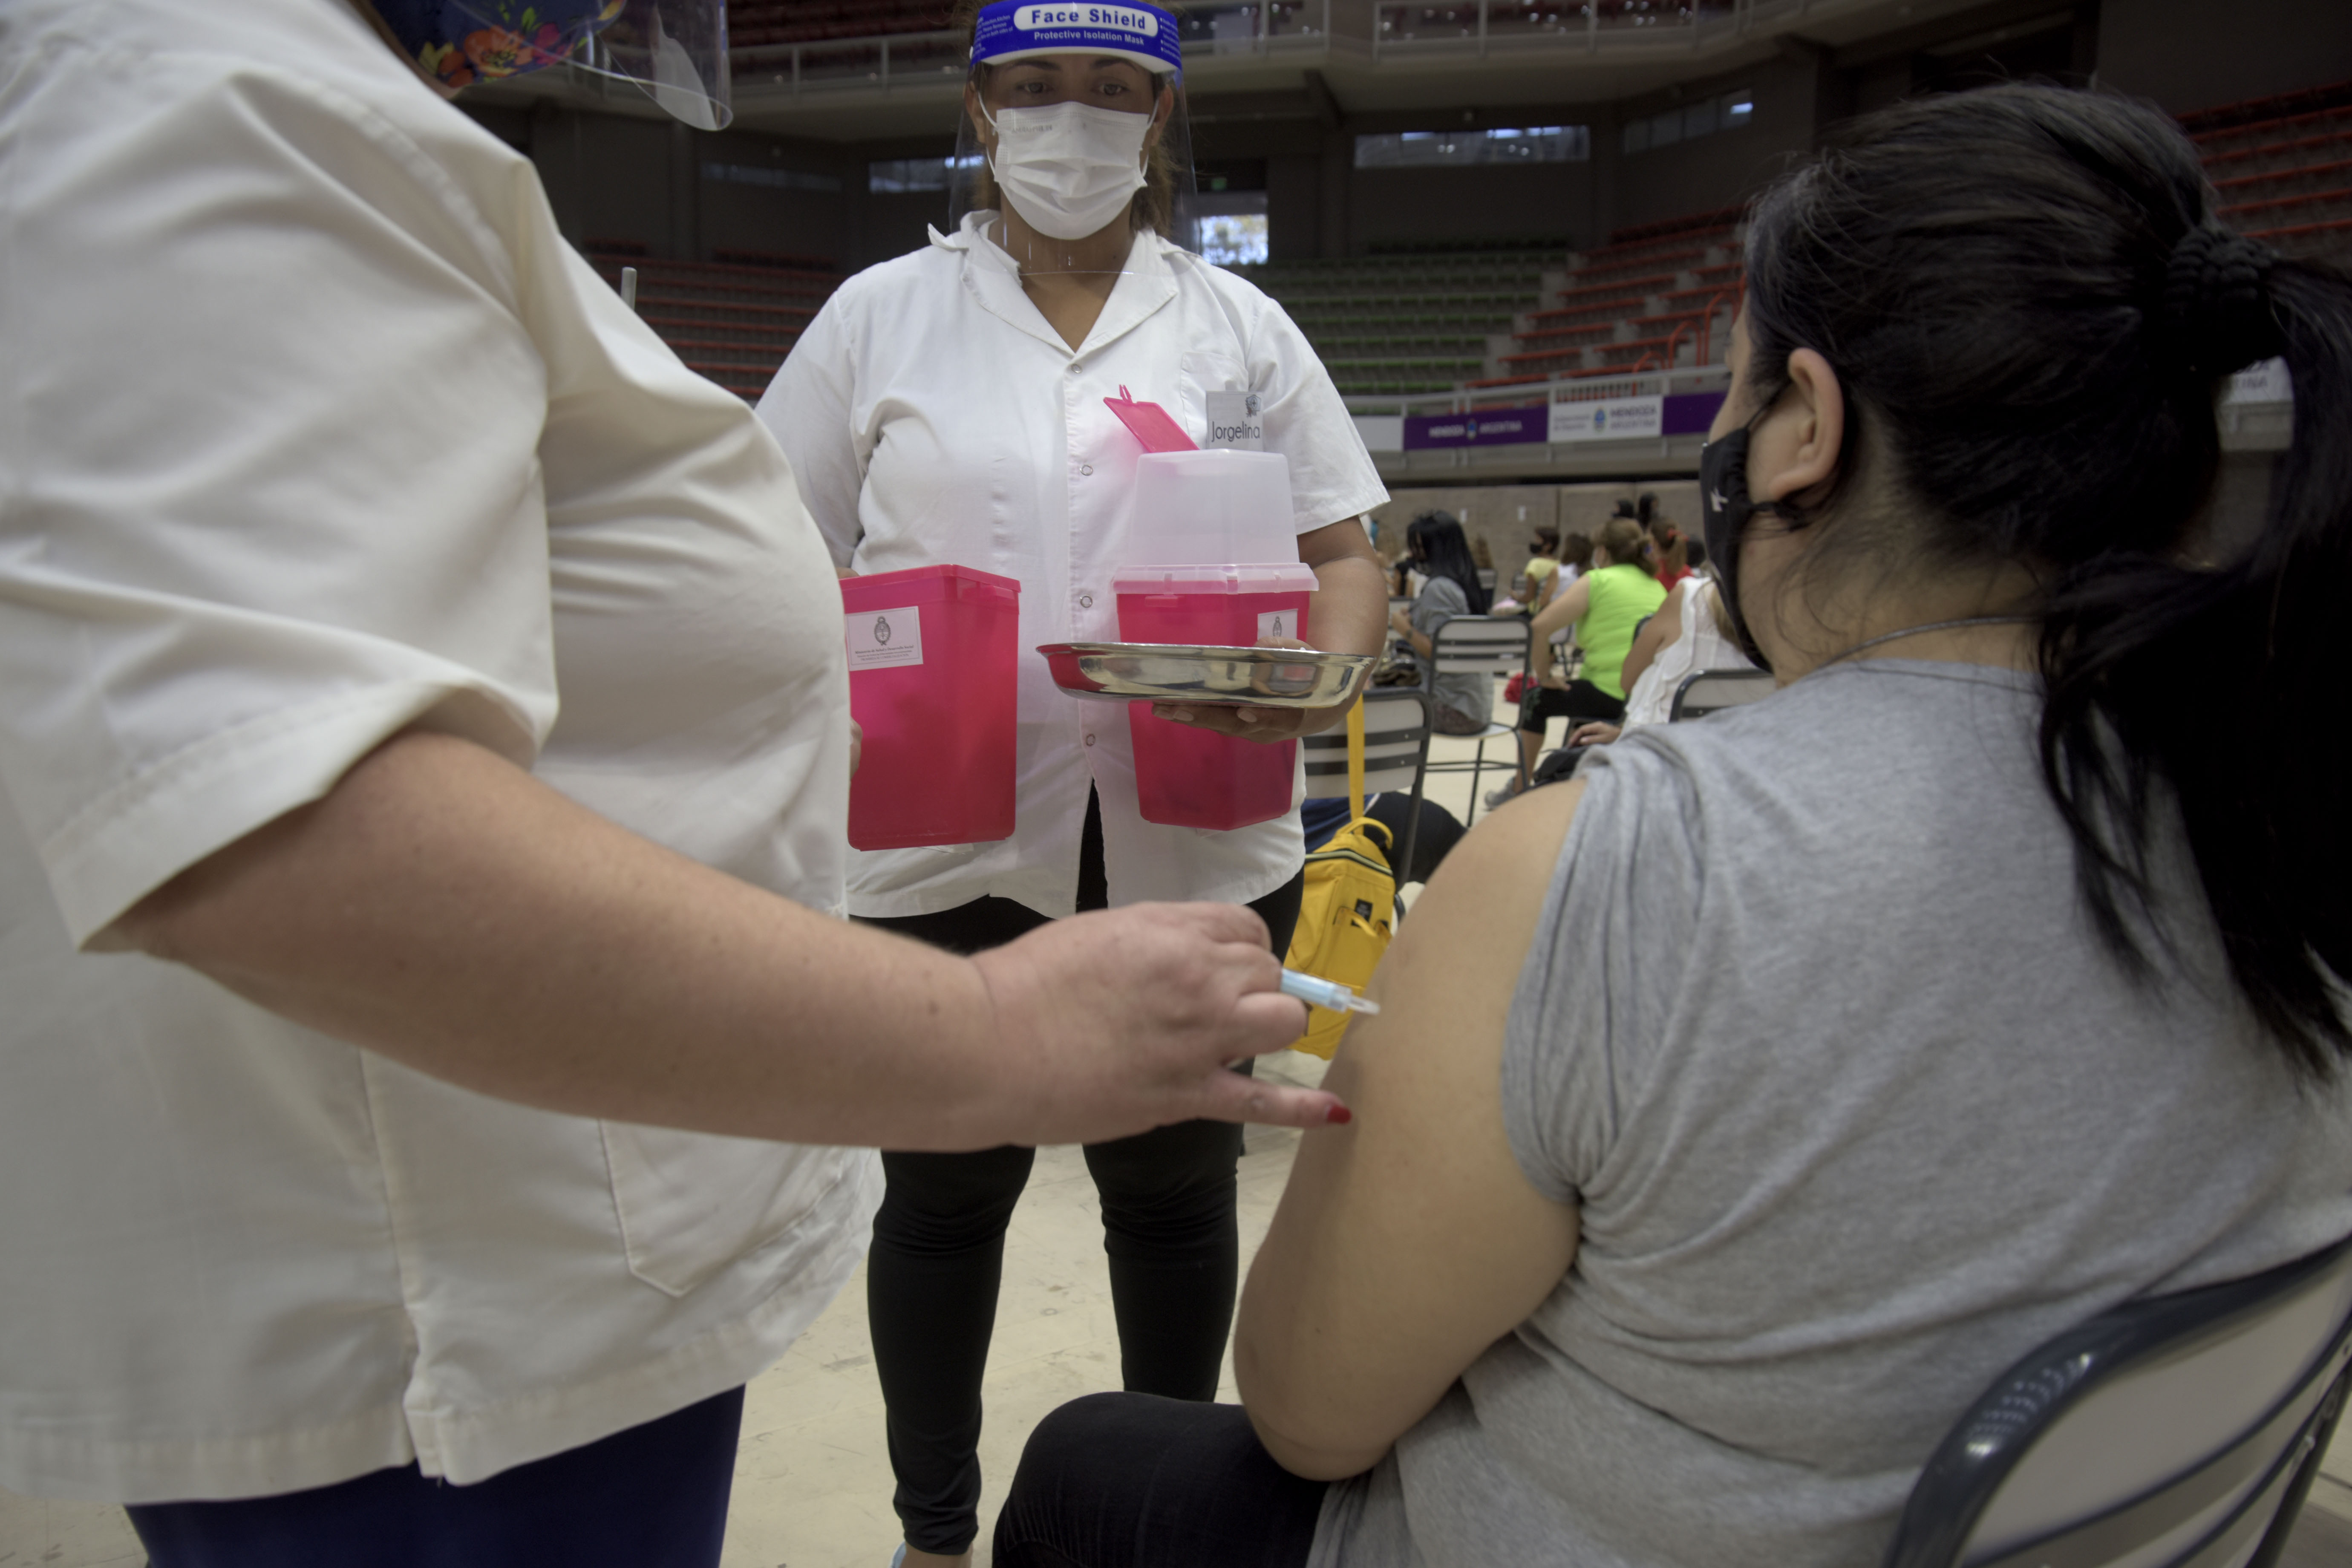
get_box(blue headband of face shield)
[971,2,1183,80]
[370,0,624,90]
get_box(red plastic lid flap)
[1103,386,1197,453]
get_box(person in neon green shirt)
[1499,515,1667,798]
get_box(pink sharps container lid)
[1111,562,1320,595]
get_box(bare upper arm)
[1620,588,1681,694]
[1297,517,1382,571]
[1530,577,1590,644]
[1236,783,1585,1479]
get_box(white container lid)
[1126,450,1298,568]
[1112,562,1320,595]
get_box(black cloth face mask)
[1697,414,1784,673]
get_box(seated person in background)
[1530,571,1755,785]
[1557,529,1594,586]
[1648,512,1695,592]
[988,82,2352,1568]
[1493,514,1666,804]
[1509,527,1562,616]
[1384,512,1495,735]
[1299,792,1464,889]
[1387,552,1425,602]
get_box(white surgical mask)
[981,99,1155,241]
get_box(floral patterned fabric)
[369,0,623,89]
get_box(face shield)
[369,0,730,131]
[946,1,1199,277]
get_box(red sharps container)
[841,565,1020,850]
[1117,562,1318,830]
[1113,450,1315,832]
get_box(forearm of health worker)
[1154,516,1389,742]
[102,729,1346,1150]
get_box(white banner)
[1352,414,1404,453]
[1548,395,1664,443]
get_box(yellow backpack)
[1283,698,1396,1060]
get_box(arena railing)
[726,2,1337,97]
[1345,362,1733,435]
[720,0,1895,98]
[1363,0,1888,58]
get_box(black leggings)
[993,1394,1327,1568]
[858,795,1305,1555]
[1518,678,1626,734]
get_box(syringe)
[1279,968,1381,1015]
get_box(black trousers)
[1359,793,1464,888]
[127,1389,744,1568]
[993,1394,1327,1568]
[858,794,1306,1554]
[1518,678,1626,734]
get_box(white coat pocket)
[600,1124,860,1298]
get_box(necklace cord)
[1810,614,2038,673]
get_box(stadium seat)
[586,249,842,401]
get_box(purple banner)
[1401,390,1725,451]
[1401,404,1548,451]
[1661,389,1727,437]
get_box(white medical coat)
[0,0,878,1502]
[761,213,1388,919]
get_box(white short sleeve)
[1240,290,1389,534]
[1502,741,1706,1202]
[757,294,868,570]
[0,49,559,944]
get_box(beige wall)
[1373,480,1701,591]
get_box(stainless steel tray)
[1036,642,1375,710]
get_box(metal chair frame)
[1418,615,1534,826]
[1669,667,1776,722]
[1300,688,1434,898]
[1884,1231,2352,1568]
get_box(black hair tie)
[2158,228,2283,376]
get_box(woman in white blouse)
[758,4,1386,1561]
[0,2,1346,1565]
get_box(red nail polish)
[1326,1105,1353,1126]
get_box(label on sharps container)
[847,605,923,669]
[1257,608,1297,642]
[1206,389,1264,451]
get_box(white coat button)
[1080,464,1094,476]
[1078,594,1094,608]
[1084,733,1097,747]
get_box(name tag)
[1205,389,1264,451]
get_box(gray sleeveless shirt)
[1310,660,2352,1568]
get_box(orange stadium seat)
[588,249,842,401]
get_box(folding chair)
[1421,616,1533,827]
[1669,667,1776,721]
[1883,1230,2352,1568]
[1299,689,1433,894]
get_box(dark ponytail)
[1741,85,2352,1079]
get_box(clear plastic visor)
[424,0,730,130]
[946,51,1198,278]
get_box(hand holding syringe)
[1279,968,1381,1016]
